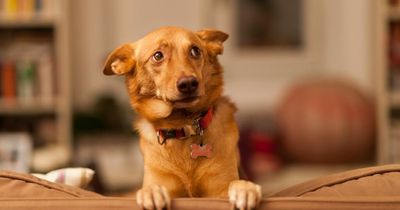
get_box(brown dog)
[103,26,262,210]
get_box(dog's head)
[103,26,228,120]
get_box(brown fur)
[103,26,261,209]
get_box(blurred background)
[0,0,396,195]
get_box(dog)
[103,26,262,210]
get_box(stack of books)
[0,42,55,106]
[0,0,57,20]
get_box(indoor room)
[0,0,398,209]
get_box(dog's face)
[103,27,228,119]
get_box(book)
[16,59,36,104]
[4,0,17,19]
[18,0,35,19]
[35,44,54,105]
[35,0,42,14]
[1,60,17,104]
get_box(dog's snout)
[177,76,199,94]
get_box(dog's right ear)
[103,43,136,75]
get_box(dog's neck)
[149,106,208,127]
[147,107,213,145]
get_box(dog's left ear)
[196,29,229,56]
[103,43,136,76]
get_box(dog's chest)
[163,135,212,166]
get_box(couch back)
[1,165,400,210]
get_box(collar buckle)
[156,130,166,145]
[156,107,213,145]
[193,117,204,136]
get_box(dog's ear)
[103,43,136,75]
[196,29,229,56]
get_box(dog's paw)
[136,185,170,210]
[228,180,262,210]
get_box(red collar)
[156,107,213,145]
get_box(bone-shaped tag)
[190,144,212,159]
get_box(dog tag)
[190,144,212,159]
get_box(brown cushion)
[0,170,100,198]
[272,164,400,197]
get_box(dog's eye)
[190,46,201,59]
[152,51,164,62]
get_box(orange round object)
[277,80,375,163]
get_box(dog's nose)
[177,76,199,94]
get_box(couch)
[1,164,400,210]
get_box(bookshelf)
[376,0,400,164]
[0,0,71,172]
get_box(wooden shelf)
[0,99,57,115]
[377,2,400,163]
[0,17,56,28]
[0,0,71,173]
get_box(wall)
[70,0,206,109]
[320,0,374,93]
[70,0,110,109]
[69,0,375,114]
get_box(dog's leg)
[228,180,262,210]
[136,184,170,210]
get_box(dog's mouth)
[170,96,200,108]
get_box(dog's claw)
[228,180,262,210]
[136,185,171,210]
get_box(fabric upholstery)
[272,164,400,197]
[0,170,100,198]
[1,164,400,210]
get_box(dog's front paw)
[228,180,262,210]
[136,184,170,210]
